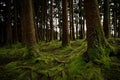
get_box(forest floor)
[0,39,120,80]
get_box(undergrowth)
[0,39,120,80]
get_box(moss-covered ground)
[0,39,120,80]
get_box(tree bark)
[21,0,39,56]
[50,0,54,41]
[103,0,110,38]
[70,0,75,40]
[84,0,110,61]
[6,0,12,46]
[62,0,69,46]
[13,0,18,43]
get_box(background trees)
[62,0,70,46]
[0,0,120,46]
[103,0,110,38]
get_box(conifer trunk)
[62,0,69,46]
[103,0,110,38]
[21,0,39,55]
[50,0,54,41]
[84,0,110,60]
[6,0,12,45]
[70,0,75,40]
[13,0,18,43]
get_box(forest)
[0,0,120,80]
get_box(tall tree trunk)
[113,10,117,38]
[103,0,110,38]
[50,0,54,41]
[21,0,27,43]
[62,0,69,46]
[6,0,12,46]
[78,0,84,39]
[75,15,79,39]
[79,17,85,39]
[70,0,75,40]
[118,18,120,38]
[21,0,39,55]
[58,0,62,41]
[41,0,46,41]
[45,0,49,42]
[13,0,18,43]
[84,0,111,61]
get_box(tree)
[58,0,62,41]
[21,0,39,55]
[69,0,75,40]
[6,0,12,46]
[84,0,111,61]
[13,0,18,43]
[112,2,117,38]
[103,0,110,38]
[50,0,54,41]
[41,0,46,41]
[62,0,69,46]
[79,0,85,39]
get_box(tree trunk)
[6,0,12,46]
[78,0,84,39]
[113,10,117,38]
[84,0,110,61]
[62,0,69,46]
[13,0,18,43]
[45,0,49,42]
[21,0,39,56]
[70,0,75,40]
[50,0,54,41]
[41,0,46,41]
[103,0,110,38]
[118,18,120,38]
[75,15,79,39]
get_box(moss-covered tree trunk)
[62,0,69,46]
[21,0,39,56]
[103,0,110,38]
[84,0,111,61]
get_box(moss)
[0,40,119,80]
[67,55,104,80]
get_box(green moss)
[67,55,104,80]
[0,40,119,80]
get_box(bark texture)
[6,0,12,45]
[62,0,69,46]
[21,0,38,53]
[103,0,110,38]
[84,0,110,60]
